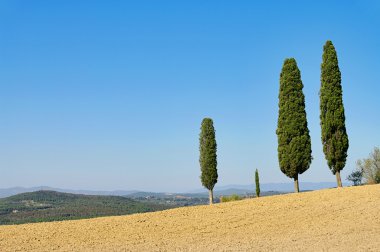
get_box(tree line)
[199,40,350,204]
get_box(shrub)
[346,170,363,186]
[220,194,242,203]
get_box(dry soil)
[0,184,379,251]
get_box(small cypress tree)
[199,118,218,204]
[320,41,349,187]
[255,169,260,197]
[276,58,312,193]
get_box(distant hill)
[188,182,348,194]
[127,190,283,199]
[0,182,346,199]
[0,190,171,225]
[125,189,284,208]
[0,187,138,198]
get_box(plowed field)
[1,184,379,251]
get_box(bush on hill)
[220,194,242,203]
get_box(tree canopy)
[276,58,312,191]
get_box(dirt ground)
[0,184,379,251]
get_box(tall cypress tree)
[199,118,218,204]
[320,40,349,187]
[276,58,312,193]
[255,169,260,198]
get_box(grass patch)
[220,194,243,203]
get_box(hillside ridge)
[0,190,170,225]
[1,184,379,251]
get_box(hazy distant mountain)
[0,182,347,198]
[0,187,138,198]
[0,187,279,199]
[126,189,284,200]
[188,182,348,194]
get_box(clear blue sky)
[1,1,379,192]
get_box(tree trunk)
[294,175,300,193]
[209,189,213,205]
[336,171,343,187]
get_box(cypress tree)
[320,41,349,187]
[199,118,218,204]
[255,169,260,197]
[276,58,312,193]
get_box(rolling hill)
[0,182,346,198]
[0,184,379,251]
[0,190,171,225]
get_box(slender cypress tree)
[255,169,260,197]
[199,118,218,204]
[320,41,349,187]
[276,58,312,193]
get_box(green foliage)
[255,169,260,197]
[0,191,170,225]
[220,194,242,203]
[320,40,349,175]
[356,147,380,184]
[199,118,218,191]
[346,170,363,186]
[276,58,312,180]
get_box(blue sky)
[0,1,379,192]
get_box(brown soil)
[1,184,379,251]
